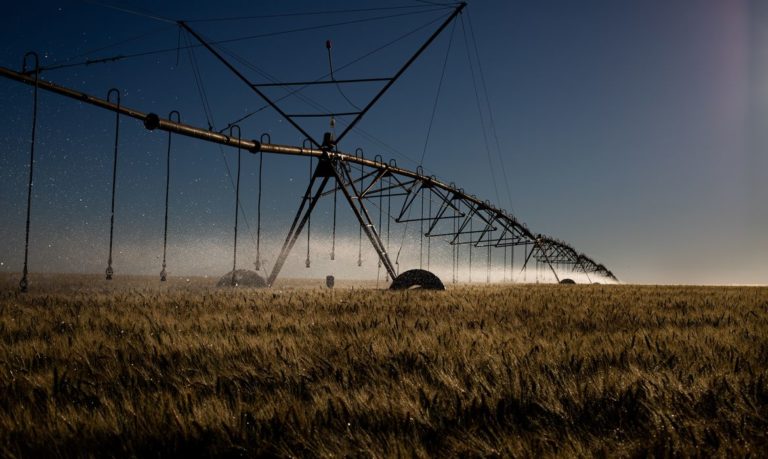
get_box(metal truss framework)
[1,2,617,287]
[2,62,617,286]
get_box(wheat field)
[1,274,766,457]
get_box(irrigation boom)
[2,1,619,290]
[1,63,617,288]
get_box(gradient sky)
[1,0,766,285]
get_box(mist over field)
[0,233,609,285]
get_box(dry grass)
[1,274,766,457]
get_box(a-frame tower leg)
[331,159,397,280]
[266,160,332,286]
[265,154,398,287]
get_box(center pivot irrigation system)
[3,2,617,291]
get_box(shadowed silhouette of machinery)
[2,3,617,291]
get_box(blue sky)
[1,0,766,284]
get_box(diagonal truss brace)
[180,3,466,149]
[178,21,322,148]
[266,161,332,286]
[266,154,398,286]
[332,158,398,279]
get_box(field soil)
[1,274,767,457]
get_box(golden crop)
[1,275,766,457]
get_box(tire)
[389,269,445,290]
[217,269,267,288]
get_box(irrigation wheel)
[389,269,445,290]
[217,269,267,288]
